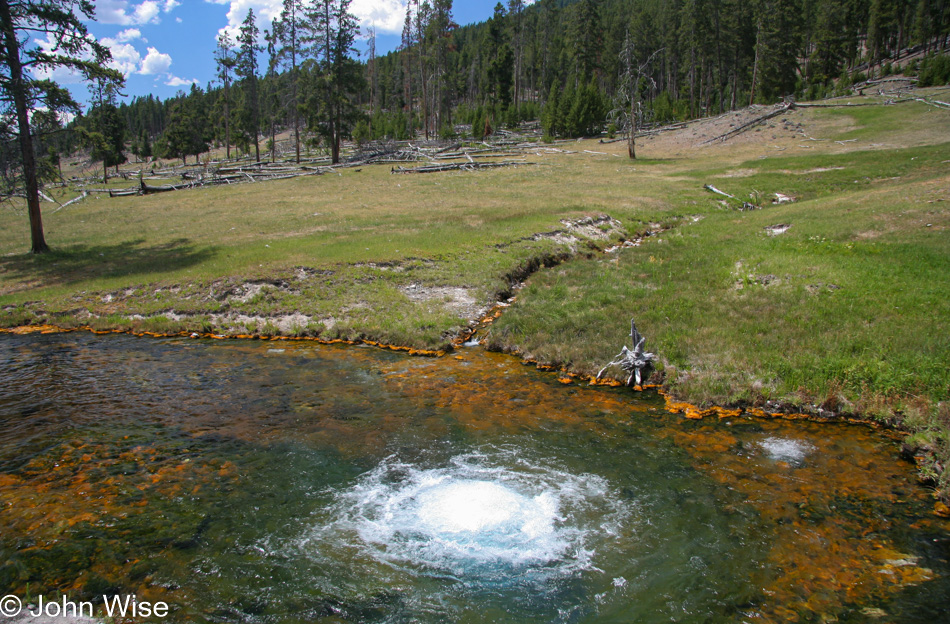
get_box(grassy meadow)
[2,92,949,500]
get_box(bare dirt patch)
[651,105,809,153]
[401,284,483,320]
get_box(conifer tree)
[0,0,122,253]
[485,3,514,111]
[428,0,455,132]
[571,0,601,79]
[236,9,263,161]
[304,0,362,164]
[272,0,307,162]
[542,83,560,138]
[139,128,152,161]
[750,0,803,103]
[559,79,575,133]
[215,32,237,159]
[508,0,525,110]
[400,1,416,136]
[82,79,126,183]
[158,88,210,165]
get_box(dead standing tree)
[597,319,657,387]
[612,33,662,160]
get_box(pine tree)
[868,0,899,71]
[264,26,281,162]
[139,128,152,161]
[215,32,237,160]
[807,0,850,84]
[415,1,431,138]
[750,0,803,103]
[485,3,514,110]
[428,0,456,132]
[400,2,416,135]
[0,0,123,253]
[272,0,307,162]
[31,110,64,185]
[507,0,525,110]
[158,94,210,165]
[558,80,575,135]
[542,83,560,138]
[83,80,127,183]
[571,0,601,80]
[472,106,485,139]
[236,9,263,162]
[304,0,362,164]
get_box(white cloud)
[351,0,405,34]
[114,28,144,43]
[140,46,172,74]
[208,0,407,37]
[94,1,160,25]
[103,42,142,76]
[166,75,198,87]
[132,1,161,24]
[34,22,178,84]
[164,0,180,10]
[207,0,281,33]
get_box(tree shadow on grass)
[0,238,217,293]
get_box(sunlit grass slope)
[1,96,948,497]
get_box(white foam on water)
[311,448,631,580]
[758,436,815,464]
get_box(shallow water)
[0,332,947,623]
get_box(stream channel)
[1,331,948,623]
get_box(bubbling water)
[759,436,815,464]
[318,448,632,580]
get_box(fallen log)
[390,160,531,174]
[432,151,521,161]
[704,184,736,199]
[140,181,198,194]
[38,190,58,204]
[50,191,88,213]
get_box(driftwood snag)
[597,319,657,387]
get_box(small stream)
[0,332,947,623]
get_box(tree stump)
[596,319,657,387]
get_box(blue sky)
[39,1,514,106]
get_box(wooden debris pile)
[391,160,530,174]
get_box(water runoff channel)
[0,329,948,623]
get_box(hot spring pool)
[0,332,947,622]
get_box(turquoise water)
[0,332,947,622]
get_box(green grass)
[2,97,949,500]
[488,163,950,405]
[1,160,650,349]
